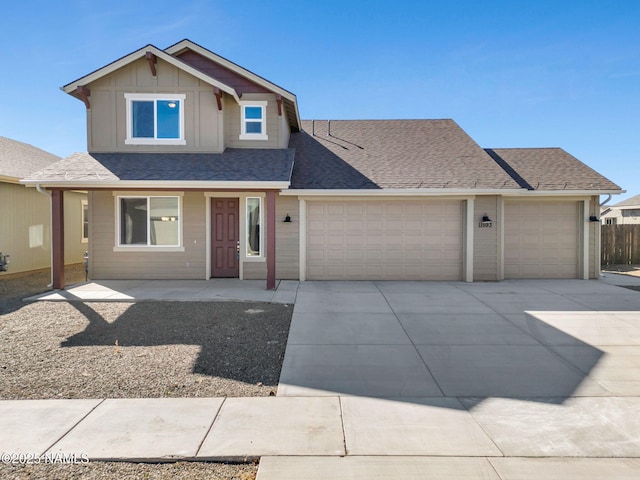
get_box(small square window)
[239,102,268,140]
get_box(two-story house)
[22,39,622,289]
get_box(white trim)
[497,196,505,280]
[124,93,186,145]
[239,101,268,141]
[113,246,185,252]
[81,199,89,243]
[281,188,623,197]
[22,180,291,189]
[245,196,264,259]
[115,195,182,248]
[464,198,475,283]
[582,199,590,280]
[62,45,241,102]
[299,198,307,282]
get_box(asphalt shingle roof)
[612,193,640,207]
[486,148,621,191]
[290,120,522,189]
[25,150,295,183]
[0,136,60,179]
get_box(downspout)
[35,184,53,287]
[599,194,612,207]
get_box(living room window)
[118,196,181,247]
[125,94,186,145]
[239,101,268,140]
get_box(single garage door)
[306,200,463,280]
[504,200,579,279]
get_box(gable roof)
[289,120,523,190]
[62,39,301,131]
[486,148,621,192]
[612,193,640,208]
[0,136,60,182]
[21,150,295,188]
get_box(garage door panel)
[504,201,579,279]
[307,200,463,280]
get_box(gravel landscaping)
[0,269,292,479]
[0,461,257,480]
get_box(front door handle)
[236,240,240,259]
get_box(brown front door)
[211,198,239,278]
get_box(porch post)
[266,191,276,290]
[51,188,65,289]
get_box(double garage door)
[305,199,581,281]
[306,200,463,280]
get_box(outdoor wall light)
[481,214,492,223]
[589,215,599,222]
[283,214,292,223]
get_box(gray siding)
[224,93,286,149]
[87,58,223,153]
[276,195,299,279]
[88,191,206,279]
[473,195,499,281]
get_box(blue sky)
[2,0,638,200]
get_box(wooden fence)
[601,225,640,265]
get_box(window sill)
[125,139,186,145]
[239,134,268,141]
[113,246,185,253]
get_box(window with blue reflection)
[132,101,154,138]
[157,100,180,139]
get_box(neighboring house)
[601,194,640,225]
[0,136,86,276]
[22,39,621,289]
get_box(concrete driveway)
[264,278,640,478]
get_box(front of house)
[22,40,622,289]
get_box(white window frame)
[239,101,268,141]
[81,199,89,243]
[245,196,264,259]
[114,195,184,251]
[124,93,186,145]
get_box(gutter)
[35,184,53,287]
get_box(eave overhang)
[21,179,290,190]
[165,39,301,130]
[62,44,241,103]
[280,188,624,197]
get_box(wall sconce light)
[589,215,599,222]
[481,214,492,223]
[283,214,292,223]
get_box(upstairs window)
[239,101,268,140]
[125,94,186,145]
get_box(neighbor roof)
[289,120,522,190]
[0,136,60,181]
[22,150,295,187]
[486,148,621,191]
[612,193,640,208]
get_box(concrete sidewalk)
[1,396,640,478]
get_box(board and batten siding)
[473,195,499,281]
[88,191,206,279]
[86,58,223,153]
[0,183,86,275]
[224,93,288,149]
